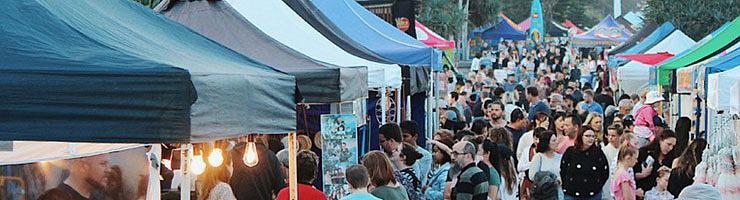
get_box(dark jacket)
[560,145,609,198]
[667,167,694,197]
[634,147,676,192]
[230,142,285,200]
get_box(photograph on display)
[0,146,151,200]
[320,114,358,200]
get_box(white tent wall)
[227,0,401,89]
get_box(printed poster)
[321,114,358,200]
[676,66,696,93]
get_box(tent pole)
[288,132,298,200]
[180,144,191,200]
[407,95,412,121]
[397,89,402,124]
[381,87,387,125]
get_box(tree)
[644,0,739,40]
[468,0,502,28]
[417,0,466,39]
[551,0,598,28]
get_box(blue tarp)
[302,0,441,70]
[481,18,527,42]
[0,0,297,143]
[573,15,632,48]
[609,22,675,68]
[470,23,495,38]
[706,47,740,74]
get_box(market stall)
[572,15,632,48]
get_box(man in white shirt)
[471,53,482,73]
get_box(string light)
[191,149,206,175]
[207,148,224,167]
[243,135,259,167]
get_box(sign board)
[320,114,358,200]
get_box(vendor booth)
[481,17,527,43]
[1,0,299,199]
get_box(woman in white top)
[199,145,237,200]
[529,131,564,200]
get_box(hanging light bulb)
[243,136,259,167]
[191,149,206,175]
[208,148,224,167]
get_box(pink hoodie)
[634,104,657,132]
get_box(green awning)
[656,17,740,85]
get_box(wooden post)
[288,132,298,200]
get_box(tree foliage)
[417,0,466,39]
[468,0,501,28]
[645,0,739,40]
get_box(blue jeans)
[564,192,602,200]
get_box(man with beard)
[378,123,403,162]
[488,101,507,128]
[450,141,489,200]
[39,154,110,200]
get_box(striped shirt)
[452,163,489,200]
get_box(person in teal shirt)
[341,165,382,200]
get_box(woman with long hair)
[478,139,502,200]
[362,151,409,200]
[518,127,547,200]
[529,131,564,199]
[667,138,707,197]
[198,145,236,200]
[560,129,609,199]
[671,117,691,161]
[582,112,604,145]
[491,143,519,199]
[634,130,677,193]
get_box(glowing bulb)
[191,151,206,175]
[208,148,224,167]
[243,142,259,167]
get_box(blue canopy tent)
[608,22,676,68]
[0,0,297,143]
[572,15,632,48]
[291,0,441,70]
[481,18,527,43]
[470,23,495,38]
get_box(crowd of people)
[362,40,716,200]
[141,40,722,200]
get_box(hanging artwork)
[321,114,358,200]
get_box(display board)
[321,114,358,200]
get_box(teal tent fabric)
[0,0,297,143]
[162,0,368,103]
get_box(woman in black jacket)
[634,130,678,193]
[560,128,609,199]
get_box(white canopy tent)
[227,0,401,89]
[618,30,696,94]
[707,66,740,114]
